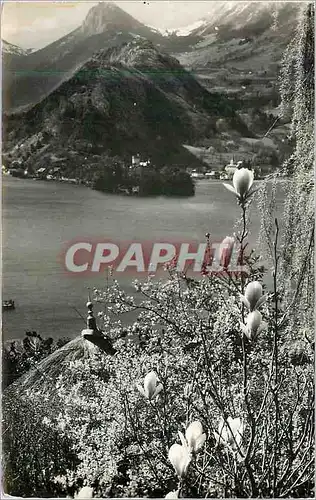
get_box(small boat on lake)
[3,299,15,311]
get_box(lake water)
[2,176,286,342]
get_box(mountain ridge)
[172,1,302,71]
[3,2,303,111]
[2,39,33,56]
[4,39,250,181]
[2,2,165,111]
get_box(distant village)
[3,154,149,186]
[188,158,263,181]
[2,153,263,187]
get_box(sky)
[1,1,223,50]
[1,0,307,50]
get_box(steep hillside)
[2,40,30,108]
[173,2,301,70]
[2,39,32,57]
[168,1,303,115]
[4,2,302,112]
[3,39,250,176]
[2,39,34,71]
[3,2,165,111]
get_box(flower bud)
[185,421,206,453]
[245,281,262,308]
[233,168,254,198]
[246,310,262,333]
[168,443,191,478]
[241,311,267,340]
[223,168,254,201]
[215,416,243,450]
[136,371,163,400]
[219,236,235,269]
[241,281,266,311]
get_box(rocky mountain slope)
[170,2,303,112]
[3,39,250,175]
[162,1,304,167]
[2,39,34,70]
[2,40,34,108]
[3,1,298,172]
[172,2,302,69]
[2,39,32,57]
[3,1,302,112]
[3,2,165,111]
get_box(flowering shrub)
[2,5,314,498]
[5,159,312,498]
[4,163,314,497]
[2,390,79,497]
[51,168,312,498]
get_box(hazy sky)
[2,0,307,50]
[1,1,224,49]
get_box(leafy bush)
[3,391,79,497]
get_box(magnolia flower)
[223,168,255,201]
[136,371,163,400]
[219,236,235,269]
[74,486,94,499]
[215,417,244,451]
[182,421,206,453]
[241,310,267,341]
[240,281,266,311]
[168,421,205,478]
[165,490,179,499]
[168,441,191,478]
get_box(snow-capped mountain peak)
[2,39,31,56]
[172,19,209,37]
[175,1,301,38]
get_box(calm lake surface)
[2,175,286,341]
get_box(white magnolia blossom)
[136,371,163,400]
[240,281,266,311]
[168,441,191,478]
[183,420,206,453]
[168,421,205,477]
[223,168,255,201]
[241,310,267,341]
[74,486,94,498]
[219,236,235,268]
[165,489,180,498]
[215,417,244,451]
